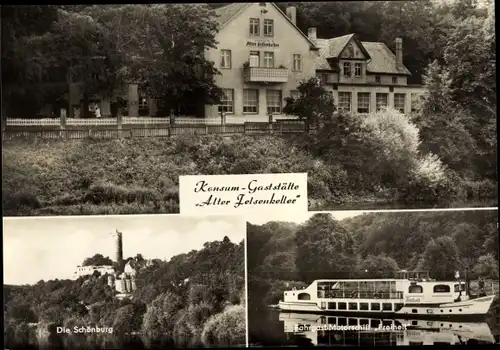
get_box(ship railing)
[318,291,404,300]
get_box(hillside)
[4,237,245,348]
[3,132,496,217]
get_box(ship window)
[348,302,358,310]
[360,319,369,326]
[298,293,311,300]
[408,285,423,293]
[382,320,392,327]
[328,302,336,310]
[412,309,418,313]
[382,303,392,311]
[370,319,380,328]
[328,317,336,324]
[338,317,347,326]
[348,318,357,326]
[412,320,418,326]
[360,302,369,310]
[433,285,451,293]
[338,302,347,310]
[370,303,380,311]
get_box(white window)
[357,92,370,113]
[392,76,398,84]
[266,90,282,114]
[218,89,234,114]
[249,51,260,67]
[250,18,260,36]
[354,63,362,77]
[263,19,274,37]
[292,54,302,71]
[394,93,406,113]
[290,90,300,100]
[263,52,274,68]
[338,92,352,112]
[243,89,259,114]
[220,49,231,69]
[375,76,381,84]
[376,93,388,111]
[343,62,351,77]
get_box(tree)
[295,213,357,281]
[119,4,222,116]
[82,253,113,266]
[362,107,421,186]
[112,304,140,334]
[357,253,400,278]
[417,236,460,280]
[32,8,127,118]
[442,5,496,179]
[414,61,477,176]
[472,254,499,280]
[1,6,60,117]
[141,291,184,338]
[283,78,336,131]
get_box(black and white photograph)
[2,1,497,216]
[246,209,499,346]
[3,215,246,349]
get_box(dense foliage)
[248,211,499,311]
[4,237,245,348]
[2,4,222,118]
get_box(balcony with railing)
[243,64,289,83]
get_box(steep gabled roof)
[314,34,411,75]
[214,3,250,28]
[214,2,318,50]
[362,42,411,75]
[327,34,355,57]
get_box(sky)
[3,214,245,285]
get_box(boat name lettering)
[406,296,421,302]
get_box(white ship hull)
[279,295,495,317]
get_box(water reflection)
[279,312,496,346]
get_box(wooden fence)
[2,118,306,141]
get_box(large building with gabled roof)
[204,2,320,121]
[205,2,425,121]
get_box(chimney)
[308,27,317,41]
[395,37,403,70]
[286,6,297,26]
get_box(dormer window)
[375,76,381,84]
[392,76,397,84]
[343,62,351,77]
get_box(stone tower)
[116,229,123,264]
[111,229,123,265]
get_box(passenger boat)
[278,270,496,317]
[279,312,496,346]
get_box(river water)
[249,308,500,347]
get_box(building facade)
[73,265,115,279]
[312,31,425,115]
[208,3,425,120]
[204,2,319,121]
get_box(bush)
[398,154,458,203]
[201,305,246,347]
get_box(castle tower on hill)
[108,229,137,296]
